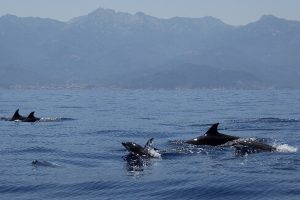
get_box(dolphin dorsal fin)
[12,109,21,120]
[205,123,220,135]
[27,112,35,119]
[144,138,154,149]
[13,109,20,117]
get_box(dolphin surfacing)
[9,109,40,122]
[227,139,276,154]
[186,123,239,146]
[122,138,161,158]
[23,112,40,122]
[10,109,26,121]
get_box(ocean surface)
[0,89,299,200]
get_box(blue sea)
[0,89,299,200]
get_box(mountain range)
[0,8,300,89]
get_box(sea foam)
[276,144,298,153]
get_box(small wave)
[275,144,298,153]
[139,117,157,120]
[57,106,84,109]
[11,147,58,154]
[1,117,75,122]
[227,117,300,132]
[229,117,300,125]
[157,123,183,127]
[188,123,213,128]
[168,139,186,145]
[257,117,300,123]
[166,140,207,155]
[0,183,55,193]
[39,117,76,122]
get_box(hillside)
[0,8,299,89]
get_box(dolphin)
[23,112,40,122]
[227,139,276,154]
[122,138,161,158]
[9,109,40,122]
[10,109,26,121]
[186,123,239,146]
[32,160,60,167]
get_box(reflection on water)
[123,154,153,172]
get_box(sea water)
[0,89,299,200]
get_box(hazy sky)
[0,0,299,25]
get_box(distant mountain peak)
[88,7,116,17]
[258,14,300,25]
[1,14,18,18]
[257,14,289,24]
[135,11,146,17]
[86,7,129,21]
[244,14,300,34]
[199,16,227,27]
[259,14,279,20]
[0,14,20,22]
[201,16,223,22]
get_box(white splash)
[275,144,298,153]
[148,149,161,159]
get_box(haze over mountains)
[1,8,299,89]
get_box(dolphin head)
[32,160,38,165]
[122,142,146,156]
